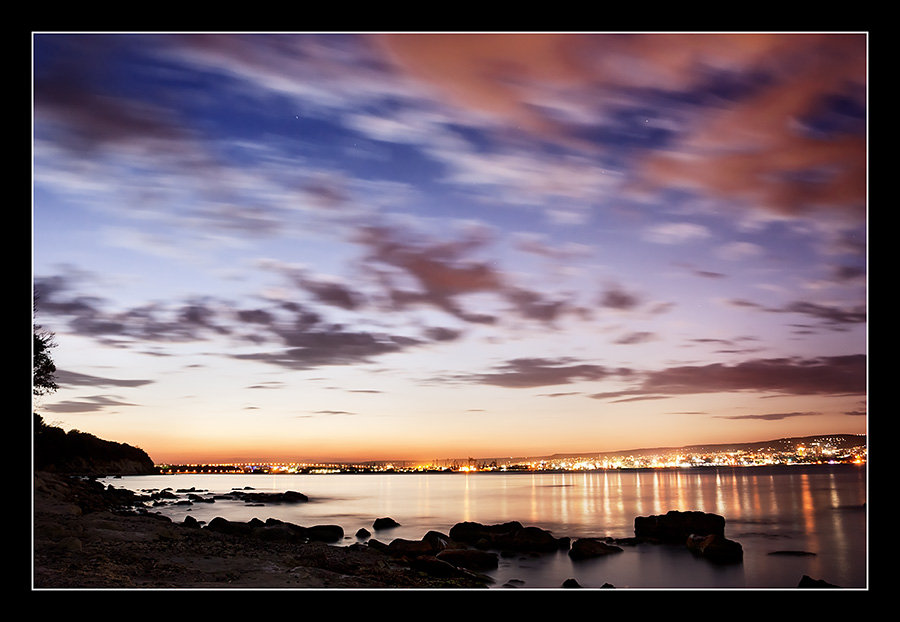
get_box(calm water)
[102,464,867,589]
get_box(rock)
[408,555,465,578]
[254,524,297,542]
[366,539,390,553]
[448,521,563,552]
[562,578,581,588]
[206,516,253,536]
[182,515,202,529]
[436,548,499,571]
[634,510,726,543]
[495,525,561,552]
[422,530,452,551]
[306,524,344,543]
[356,528,371,539]
[387,538,436,558]
[373,517,401,530]
[686,533,743,564]
[187,493,214,503]
[768,550,816,556]
[55,536,83,553]
[234,490,309,504]
[449,521,522,544]
[568,538,624,561]
[798,575,840,588]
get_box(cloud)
[376,33,865,225]
[41,395,140,414]
[449,357,615,388]
[614,331,656,345]
[590,354,866,401]
[54,370,154,389]
[780,301,867,327]
[714,411,821,421]
[600,284,642,311]
[643,222,711,245]
[715,241,763,261]
[235,325,422,371]
[354,222,585,326]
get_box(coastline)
[33,469,859,590]
[32,471,488,589]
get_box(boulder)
[254,523,300,542]
[686,533,743,564]
[205,516,253,536]
[562,578,581,588]
[356,528,371,539]
[235,490,308,504]
[436,548,499,571]
[798,575,840,588]
[568,538,624,561]
[422,530,452,552]
[448,521,563,552]
[449,521,522,544]
[366,539,390,553]
[494,525,561,552]
[387,538,437,558]
[373,517,401,530]
[306,524,344,543]
[634,510,725,543]
[408,555,465,578]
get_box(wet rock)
[422,530,452,551]
[387,538,436,557]
[448,521,563,552]
[686,533,743,564]
[408,555,462,578]
[187,493,214,503]
[798,575,840,588]
[768,550,816,556]
[373,517,401,530]
[634,510,725,543]
[356,528,371,539]
[562,578,581,588]
[450,520,522,544]
[233,490,308,504]
[436,548,499,571]
[306,524,344,543]
[568,538,624,561]
[206,516,253,536]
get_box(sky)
[31,32,867,464]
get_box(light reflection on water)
[103,464,866,589]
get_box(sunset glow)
[32,32,867,464]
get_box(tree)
[33,302,58,396]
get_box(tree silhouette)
[33,300,58,396]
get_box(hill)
[33,413,157,475]
[543,434,867,461]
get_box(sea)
[100,464,867,590]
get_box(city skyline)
[32,32,867,464]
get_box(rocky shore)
[33,472,841,589]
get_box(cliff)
[33,414,157,475]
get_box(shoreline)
[33,470,854,590]
[151,462,866,475]
[33,471,488,589]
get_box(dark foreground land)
[34,471,850,590]
[33,471,489,589]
